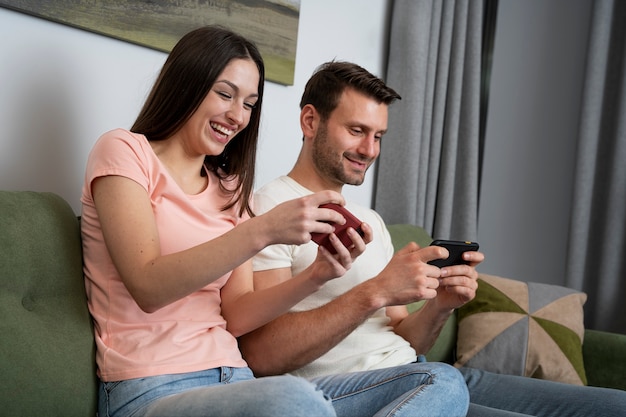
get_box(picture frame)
[0,0,300,85]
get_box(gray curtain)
[566,0,626,334]
[374,0,483,241]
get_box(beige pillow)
[455,273,587,385]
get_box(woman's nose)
[226,103,244,125]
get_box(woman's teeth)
[210,123,234,137]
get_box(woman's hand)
[258,190,349,246]
[223,211,372,336]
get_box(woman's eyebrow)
[215,79,259,98]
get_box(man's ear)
[300,104,319,139]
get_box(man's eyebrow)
[215,79,259,98]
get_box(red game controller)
[311,203,364,254]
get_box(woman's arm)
[93,175,349,313]
[221,225,371,337]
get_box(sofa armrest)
[0,191,97,415]
[583,329,626,390]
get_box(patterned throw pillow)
[454,273,587,385]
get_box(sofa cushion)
[455,273,587,385]
[386,223,434,249]
[0,191,97,416]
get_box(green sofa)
[1,191,625,416]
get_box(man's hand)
[362,242,447,309]
[307,222,373,287]
[387,246,484,354]
[432,249,484,310]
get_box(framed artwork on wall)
[0,0,300,85]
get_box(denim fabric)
[461,367,626,416]
[98,367,335,417]
[310,359,469,417]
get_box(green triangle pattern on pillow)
[457,278,527,322]
[454,273,588,386]
[533,316,587,384]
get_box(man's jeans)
[311,359,469,417]
[99,367,334,417]
[99,360,468,417]
[461,367,626,416]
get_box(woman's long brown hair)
[132,26,265,217]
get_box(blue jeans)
[310,359,469,417]
[100,360,468,417]
[98,367,334,417]
[461,367,626,416]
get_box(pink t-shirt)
[81,128,248,382]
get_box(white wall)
[0,0,391,213]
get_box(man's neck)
[287,165,343,194]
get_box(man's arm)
[239,271,382,376]
[240,242,446,376]
[388,261,481,354]
[386,303,453,355]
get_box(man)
[239,61,626,416]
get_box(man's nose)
[358,136,379,158]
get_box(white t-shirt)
[253,176,417,378]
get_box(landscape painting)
[0,0,300,85]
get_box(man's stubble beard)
[312,125,368,187]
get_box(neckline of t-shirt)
[141,134,212,198]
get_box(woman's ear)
[300,104,319,139]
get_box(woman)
[81,26,367,417]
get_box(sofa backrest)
[0,191,97,416]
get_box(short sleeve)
[83,129,153,199]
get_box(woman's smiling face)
[180,58,260,157]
